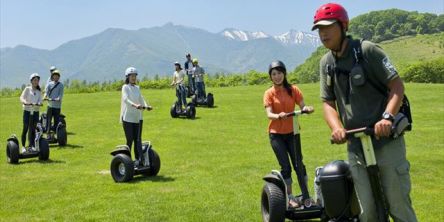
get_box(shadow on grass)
[17,158,66,165]
[129,175,176,184]
[196,105,218,109]
[66,132,76,135]
[174,116,201,120]
[49,143,84,149]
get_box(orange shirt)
[263,85,303,134]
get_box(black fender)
[7,134,19,146]
[263,171,286,193]
[111,145,131,156]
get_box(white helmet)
[125,67,138,77]
[50,66,57,72]
[29,73,40,81]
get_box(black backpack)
[327,39,412,131]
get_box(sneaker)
[134,160,140,167]
[22,147,26,153]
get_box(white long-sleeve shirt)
[172,70,186,85]
[120,84,149,123]
[20,86,42,112]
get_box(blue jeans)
[187,74,195,93]
[196,82,205,99]
[176,84,187,107]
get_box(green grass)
[0,83,443,221]
[381,32,444,74]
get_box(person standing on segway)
[263,60,314,208]
[44,69,64,140]
[314,3,418,221]
[192,58,206,99]
[120,67,151,166]
[184,53,195,95]
[20,73,43,152]
[171,62,187,111]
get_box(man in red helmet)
[314,3,417,222]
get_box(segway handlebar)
[43,98,59,101]
[330,127,375,144]
[23,103,43,106]
[285,109,312,117]
[137,106,153,111]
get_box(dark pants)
[22,111,39,147]
[187,74,195,93]
[122,120,143,161]
[269,133,310,200]
[196,81,206,99]
[46,107,61,133]
[176,84,187,108]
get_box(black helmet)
[268,60,286,74]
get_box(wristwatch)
[382,111,394,122]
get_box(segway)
[40,98,67,146]
[110,106,161,183]
[320,127,391,222]
[6,104,50,164]
[170,102,196,119]
[191,93,214,107]
[261,109,324,222]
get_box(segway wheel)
[57,125,67,146]
[186,104,196,119]
[191,96,197,106]
[6,140,20,164]
[38,138,50,161]
[261,182,286,222]
[142,149,161,176]
[110,154,134,182]
[207,93,214,107]
[60,115,66,127]
[170,104,179,118]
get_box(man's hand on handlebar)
[330,127,347,144]
[374,119,392,139]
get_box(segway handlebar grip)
[330,127,374,144]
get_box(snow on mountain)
[220,28,321,47]
[221,28,269,41]
[273,30,321,47]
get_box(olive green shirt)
[320,37,399,151]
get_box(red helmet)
[312,3,349,31]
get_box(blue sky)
[1,0,443,50]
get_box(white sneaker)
[22,147,27,153]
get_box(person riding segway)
[43,69,65,144]
[6,73,49,164]
[110,67,161,183]
[191,58,214,107]
[170,62,196,119]
[314,3,417,221]
[261,61,320,222]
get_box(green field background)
[0,83,443,221]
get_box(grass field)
[0,83,443,221]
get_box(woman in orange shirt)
[263,60,314,208]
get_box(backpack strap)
[48,82,60,97]
[351,39,389,97]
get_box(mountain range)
[0,23,321,88]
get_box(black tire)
[6,140,20,164]
[38,138,50,161]
[170,104,179,118]
[60,116,66,128]
[207,93,214,107]
[142,149,161,176]
[186,105,196,119]
[191,96,197,106]
[57,125,67,146]
[261,182,286,222]
[110,154,134,182]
